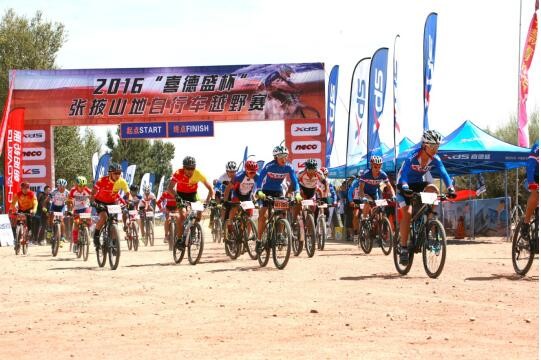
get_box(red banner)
[284,118,326,173]
[518,2,538,147]
[4,108,25,212]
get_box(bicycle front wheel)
[393,231,414,275]
[108,225,121,270]
[96,231,107,268]
[272,218,292,270]
[212,217,222,243]
[511,224,535,276]
[80,226,90,261]
[224,225,241,260]
[14,225,23,255]
[316,215,327,251]
[291,219,303,256]
[132,224,139,252]
[422,220,447,278]
[244,218,258,260]
[141,220,149,246]
[257,222,271,267]
[52,222,61,257]
[304,214,316,258]
[359,221,373,254]
[187,223,204,265]
[148,221,155,246]
[379,217,393,256]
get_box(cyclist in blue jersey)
[358,155,396,220]
[255,145,301,249]
[347,176,363,241]
[396,130,456,265]
[520,141,539,238]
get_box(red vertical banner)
[4,108,25,213]
[284,118,326,172]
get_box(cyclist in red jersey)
[157,180,177,242]
[167,156,214,247]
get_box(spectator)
[34,185,51,245]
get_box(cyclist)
[320,167,338,229]
[217,161,238,227]
[140,184,157,238]
[226,159,260,227]
[48,178,70,245]
[34,185,51,245]
[520,141,539,239]
[91,163,130,252]
[68,176,92,253]
[357,155,395,220]
[255,145,301,249]
[167,156,214,247]
[347,175,363,242]
[9,182,37,239]
[122,184,143,238]
[156,180,177,242]
[396,130,456,265]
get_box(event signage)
[0,214,14,246]
[120,122,167,139]
[168,121,214,138]
[285,118,326,172]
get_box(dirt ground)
[0,220,538,360]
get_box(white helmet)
[226,161,237,171]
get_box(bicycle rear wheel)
[511,224,534,276]
[108,225,121,270]
[316,215,327,250]
[379,217,393,256]
[272,218,292,270]
[187,223,204,265]
[304,214,316,258]
[422,220,447,278]
[244,218,258,260]
[52,223,61,257]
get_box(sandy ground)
[0,220,538,360]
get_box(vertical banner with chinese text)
[4,108,25,212]
[284,118,326,173]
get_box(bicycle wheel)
[14,225,22,255]
[304,214,316,258]
[224,225,241,260]
[22,229,29,255]
[393,231,414,275]
[272,218,292,270]
[76,230,83,259]
[132,224,139,252]
[212,217,222,243]
[169,221,176,251]
[379,217,393,256]
[511,225,534,276]
[244,218,258,260]
[96,231,107,268]
[126,226,133,251]
[257,222,271,267]
[52,222,61,257]
[108,225,121,270]
[316,215,327,251]
[422,220,447,278]
[148,221,155,246]
[291,219,303,256]
[359,221,373,254]
[80,227,90,261]
[187,223,204,265]
[141,220,148,246]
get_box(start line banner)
[120,121,214,139]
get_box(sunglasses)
[184,167,195,171]
[372,164,382,167]
[276,154,288,159]
[426,144,439,151]
[111,171,121,175]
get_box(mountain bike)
[74,212,91,261]
[393,192,448,278]
[315,199,328,251]
[223,201,258,260]
[125,209,140,251]
[291,199,317,258]
[510,204,524,233]
[358,199,393,255]
[511,208,539,276]
[141,209,155,246]
[173,199,204,265]
[51,211,64,257]
[209,202,223,243]
[167,211,179,251]
[12,212,32,255]
[257,196,293,270]
[95,204,122,270]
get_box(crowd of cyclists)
[6,129,539,275]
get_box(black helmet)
[108,162,122,173]
[130,184,138,192]
[304,158,318,170]
[183,156,196,168]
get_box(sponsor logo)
[22,147,46,160]
[291,140,322,154]
[23,130,46,143]
[442,154,469,160]
[291,123,321,136]
[22,165,46,178]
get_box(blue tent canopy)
[381,137,415,173]
[328,143,391,179]
[397,120,530,177]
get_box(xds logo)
[23,130,45,143]
[291,123,321,136]
[291,141,321,154]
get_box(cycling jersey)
[232,172,260,197]
[11,190,37,212]
[347,179,362,202]
[141,193,156,209]
[527,141,539,185]
[256,159,300,194]
[125,193,142,210]
[157,191,176,210]
[171,168,207,193]
[297,169,326,189]
[94,176,129,204]
[397,147,453,188]
[358,169,389,198]
[68,186,92,211]
[50,189,69,208]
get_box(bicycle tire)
[52,222,61,257]
[168,221,176,251]
[511,225,535,276]
[272,218,292,270]
[81,226,90,261]
[304,214,316,258]
[316,215,327,250]
[291,219,303,256]
[22,228,29,255]
[379,217,393,256]
[257,222,271,267]
[393,231,414,275]
[213,218,222,243]
[76,230,83,259]
[15,225,22,255]
[422,219,447,278]
[96,230,107,268]
[132,223,139,252]
[244,218,258,260]
[359,221,373,254]
[224,225,240,260]
[141,220,148,246]
[108,225,121,270]
[187,222,204,265]
[148,222,155,246]
[126,225,133,251]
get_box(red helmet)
[320,167,328,176]
[245,160,259,172]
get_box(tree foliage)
[106,126,175,191]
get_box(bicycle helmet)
[130,184,138,192]
[183,156,196,168]
[304,158,318,170]
[272,145,289,157]
[245,160,259,172]
[320,167,328,176]
[143,185,151,193]
[421,129,443,145]
[370,155,383,165]
[56,178,67,187]
[108,162,122,173]
[226,161,237,172]
[75,176,87,186]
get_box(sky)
[2,0,540,189]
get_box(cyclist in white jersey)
[49,178,70,243]
[68,176,92,253]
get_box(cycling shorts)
[396,182,430,207]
